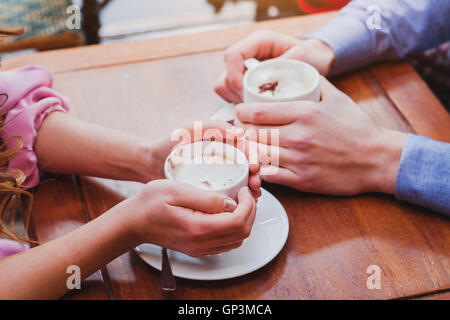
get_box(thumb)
[168,182,237,214]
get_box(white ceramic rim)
[243,58,320,102]
[164,141,249,193]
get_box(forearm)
[0,200,138,299]
[35,112,156,183]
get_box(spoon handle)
[160,247,176,291]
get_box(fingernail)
[223,198,237,212]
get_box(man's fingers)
[249,172,261,191]
[235,102,308,125]
[319,76,343,100]
[214,72,242,103]
[223,31,291,96]
[277,147,312,166]
[260,166,299,189]
[220,30,301,104]
[236,121,296,148]
[215,84,242,104]
[223,39,259,95]
[251,188,261,200]
[171,120,244,146]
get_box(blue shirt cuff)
[395,134,450,215]
[304,16,374,76]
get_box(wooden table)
[5,11,450,300]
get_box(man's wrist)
[303,38,336,76]
[367,129,407,195]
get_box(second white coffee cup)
[243,58,320,103]
[164,141,249,201]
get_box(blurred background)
[0,0,448,108]
[0,0,348,52]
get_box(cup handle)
[244,58,260,71]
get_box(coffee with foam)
[247,64,316,99]
[165,141,249,199]
[243,59,321,103]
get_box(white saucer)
[134,188,289,281]
[210,103,236,122]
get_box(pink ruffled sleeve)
[0,66,70,189]
[0,239,30,259]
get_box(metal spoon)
[160,247,176,291]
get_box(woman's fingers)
[196,240,244,257]
[169,183,256,235]
[164,184,256,257]
[234,186,257,225]
[196,186,255,236]
[195,187,257,255]
[167,182,238,213]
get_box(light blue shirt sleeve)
[304,0,450,215]
[305,0,450,75]
[396,135,450,216]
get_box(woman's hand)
[147,120,262,198]
[234,77,407,196]
[214,30,336,103]
[0,178,256,299]
[124,179,256,257]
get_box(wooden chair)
[0,0,83,53]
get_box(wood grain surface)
[417,291,450,300]
[7,11,448,299]
[30,175,110,300]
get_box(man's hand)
[214,30,335,103]
[235,77,407,196]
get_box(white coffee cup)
[164,141,249,201]
[243,58,320,103]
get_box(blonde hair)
[0,28,35,244]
